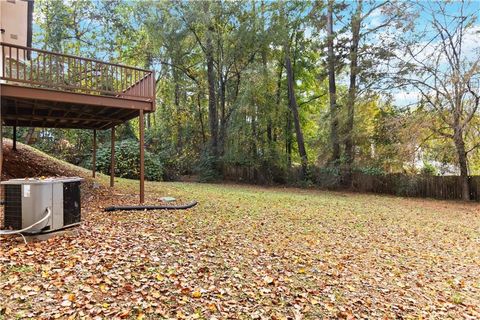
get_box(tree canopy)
[28,0,480,196]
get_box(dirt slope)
[1,139,88,180]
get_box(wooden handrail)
[0,42,151,73]
[0,42,155,102]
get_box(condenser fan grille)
[4,185,22,230]
[63,181,81,226]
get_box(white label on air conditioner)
[23,185,31,197]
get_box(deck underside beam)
[0,84,154,130]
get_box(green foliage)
[357,166,385,176]
[451,292,464,305]
[35,0,114,58]
[421,162,438,176]
[195,149,220,182]
[96,139,163,181]
[318,166,341,176]
[31,128,95,166]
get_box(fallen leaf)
[263,275,274,285]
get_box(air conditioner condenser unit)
[1,177,83,234]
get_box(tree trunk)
[266,120,273,143]
[327,0,340,165]
[285,48,308,178]
[218,76,227,156]
[261,1,273,145]
[197,92,207,144]
[264,52,272,144]
[285,110,292,168]
[453,127,470,200]
[344,0,362,186]
[274,60,284,144]
[251,103,257,160]
[25,128,36,145]
[204,2,218,158]
[174,74,183,154]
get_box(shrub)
[421,162,438,176]
[356,166,385,176]
[96,139,163,181]
[195,149,220,182]
[310,166,341,188]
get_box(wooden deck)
[0,42,155,203]
[0,42,155,129]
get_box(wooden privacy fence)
[349,173,480,201]
[222,165,480,201]
[0,42,155,101]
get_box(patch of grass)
[7,265,34,273]
[353,221,366,232]
[451,292,464,305]
[333,290,345,304]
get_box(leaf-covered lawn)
[1,179,480,319]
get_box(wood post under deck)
[92,129,96,178]
[139,110,145,204]
[110,126,115,188]
[12,126,17,151]
[0,107,2,186]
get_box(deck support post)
[12,126,17,151]
[139,109,145,204]
[0,107,3,186]
[110,126,115,187]
[92,129,96,178]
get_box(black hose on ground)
[104,201,198,212]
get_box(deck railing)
[0,42,155,101]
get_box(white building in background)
[0,0,33,81]
[413,146,459,175]
[0,0,32,46]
